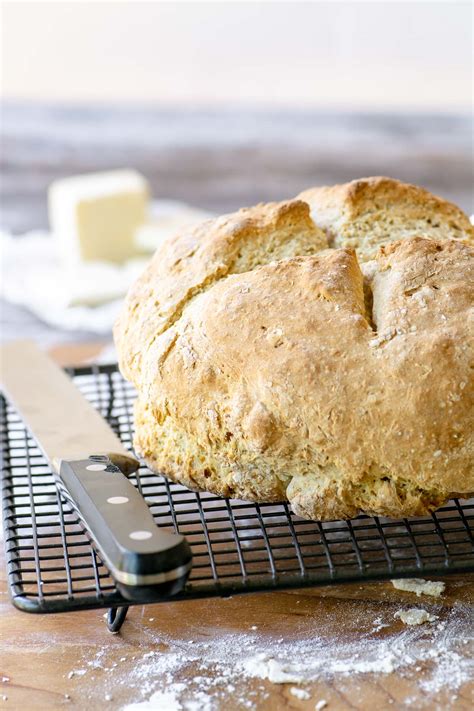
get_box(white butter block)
[48,170,149,265]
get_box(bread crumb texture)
[391,578,445,597]
[115,178,474,520]
[394,608,438,626]
[299,176,473,261]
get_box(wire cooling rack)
[2,364,474,627]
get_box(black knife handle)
[57,456,192,597]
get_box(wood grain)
[1,565,473,711]
[2,103,472,234]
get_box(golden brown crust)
[298,176,473,261]
[114,199,327,381]
[115,180,474,521]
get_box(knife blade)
[0,340,192,599]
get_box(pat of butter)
[48,170,149,265]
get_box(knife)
[0,340,192,600]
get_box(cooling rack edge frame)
[1,362,474,632]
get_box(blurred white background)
[3,0,472,111]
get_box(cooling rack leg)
[106,605,129,633]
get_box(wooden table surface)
[1,344,473,711]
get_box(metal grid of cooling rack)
[1,363,473,616]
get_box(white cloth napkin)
[0,230,148,333]
[0,199,212,334]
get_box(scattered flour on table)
[391,579,445,597]
[394,609,438,626]
[75,601,472,711]
[123,688,184,711]
[371,616,390,633]
[121,685,215,711]
[289,687,310,699]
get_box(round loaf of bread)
[115,178,474,520]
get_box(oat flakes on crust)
[115,180,474,520]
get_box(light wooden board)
[1,566,473,711]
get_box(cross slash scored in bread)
[115,177,474,520]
